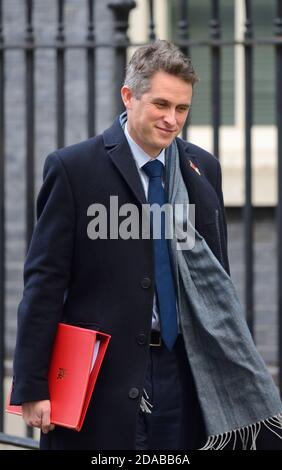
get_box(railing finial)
[25,0,34,43]
[108,0,136,45]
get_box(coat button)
[128,387,140,399]
[137,334,147,345]
[141,277,151,289]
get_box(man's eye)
[155,102,166,108]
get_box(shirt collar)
[124,122,165,170]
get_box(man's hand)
[22,400,55,434]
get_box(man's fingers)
[41,426,49,434]
[21,400,55,433]
[41,424,55,434]
[22,400,52,432]
[41,407,52,434]
[28,419,42,428]
[23,408,42,428]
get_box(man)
[11,40,281,450]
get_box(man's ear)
[121,86,134,109]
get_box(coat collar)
[103,116,147,206]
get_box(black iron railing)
[0,431,38,449]
[244,0,254,337]
[276,0,282,396]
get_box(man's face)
[121,70,193,157]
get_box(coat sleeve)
[10,151,75,405]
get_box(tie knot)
[142,159,164,179]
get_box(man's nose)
[163,109,177,126]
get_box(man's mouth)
[155,126,176,134]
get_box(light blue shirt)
[124,123,165,197]
[124,123,164,331]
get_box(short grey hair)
[124,39,198,99]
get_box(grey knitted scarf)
[165,139,282,449]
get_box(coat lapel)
[103,117,147,206]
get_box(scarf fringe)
[199,413,282,450]
[140,389,153,414]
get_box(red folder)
[6,322,111,431]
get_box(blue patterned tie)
[142,160,178,350]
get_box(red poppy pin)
[189,160,201,176]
